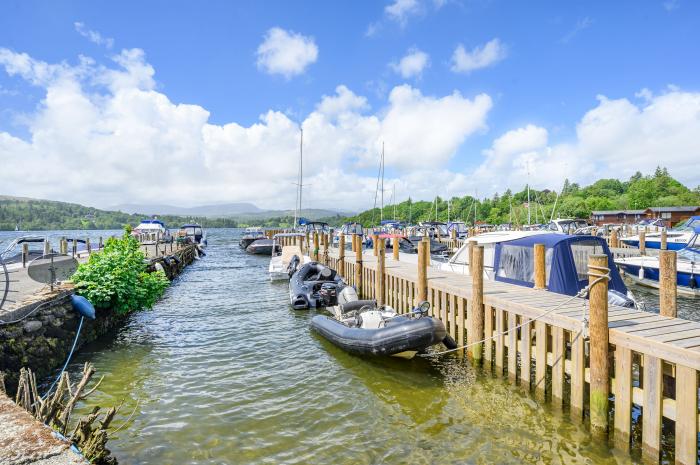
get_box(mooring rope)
[43,315,85,398]
[419,265,611,358]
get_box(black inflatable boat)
[311,293,454,357]
[289,262,345,309]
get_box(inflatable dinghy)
[311,287,455,358]
[289,262,345,309]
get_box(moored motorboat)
[289,262,345,309]
[239,227,265,249]
[269,233,310,281]
[311,287,455,358]
[246,238,279,255]
[1,236,46,267]
[621,216,700,251]
[616,227,700,297]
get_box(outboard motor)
[287,255,301,277]
[318,282,339,307]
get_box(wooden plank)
[441,288,447,326]
[641,355,663,463]
[457,297,466,349]
[570,330,585,419]
[484,305,493,362]
[495,308,505,373]
[508,312,517,381]
[551,326,565,404]
[675,364,698,465]
[626,321,697,337]
[520,318,532,389]
[652,328,700,343]
[535,321,547,397]
[670,335,700,349]
[449,294,457,340]
[613,346,632,450]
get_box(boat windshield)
[183,227,202,236]
[449,223,467,233]
[496,245,553,283]
[673,217,700,231]
[342,224,363,235]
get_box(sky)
[0,0,699,211]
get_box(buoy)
[71,295,96,320]
[638,266,644,280]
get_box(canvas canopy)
[493,234,628,297]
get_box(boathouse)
[590,205,700,226]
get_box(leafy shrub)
[72,228,170,314]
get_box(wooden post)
[639,229,646,256]
[468,245,485,362]
[588,254,610,435]
[98,236,103,250]
[610,229,618,248]
[351,234,357,253]
[660,228,667,250]
[43,240,50,256]
[71,238,77,257]
[86,238,91,255]
[534,243,546,289]
[659,250,677,317]
[323,233,329,265]
[22,243,29,267]
[338,234,346,277]
[392,236,399,261]
[675,364,699,465]
[417,240,428,304]
[468,240,475,275]
[376,239,385,305]
[451,227,456,242]
[306,232,310,254]
[423,236,430,267]
[373,234,378,256]
[60,239,67,255]
[354,237,363,298]
[313,231,319,262]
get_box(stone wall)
[0,244,198,395]
[0,288,128,395]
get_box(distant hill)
[0,196,352,230]
[111,203,352,220]
[111,202,262,216]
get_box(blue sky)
[0,0,698,209]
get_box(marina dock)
[313,235,699,464]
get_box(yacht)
[621,216,700,251]
[616,227,700,297]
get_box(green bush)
[72,228,170,314]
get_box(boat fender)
[196,245,206,256]
[442,335,458,350]
[154,262,165,273]
[71,295,96,320]
[638,266,644,280]
[690,274,698,289]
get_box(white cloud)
[451,38,507,74]
[390,48,430,78]
[473,89,700,194]
[0,48,492,211]
[74,22,114,48]
[385,0,422,26]
[256,27,318,78]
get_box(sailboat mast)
[392,183,396,220]
[294,128,303,227]
[380,142,385,223]
[526,161,531,225]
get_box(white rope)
[420,265,611,358]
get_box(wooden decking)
[325,246,699,464]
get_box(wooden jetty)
[308,233,699,464]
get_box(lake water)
[46,228,663,465]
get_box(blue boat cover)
[493,234,627,297]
